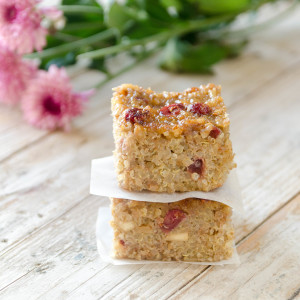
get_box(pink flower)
[21,66,94,131]
[0,0,62,54]
[0,46,37,105]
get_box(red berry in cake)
[209,126,221,139]
[159,103,185,116]
[190,103,212,115]
[160,209,186,232]
[187,159,204,176]
[125,108,148,124]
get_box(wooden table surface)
[1,6,300,300]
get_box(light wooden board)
[61,61,300,300]
[169,194,300,300]
[0,6,300,300]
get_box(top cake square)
[112,83,236,192]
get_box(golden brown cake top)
[112,83,230,136]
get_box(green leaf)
[45,35,65,49]
[61,21,105,38]
[89,57,109,74]
[174,1,203,19]
[138,0,175,22]
[194,0,250,15]
[160,0,183,12]
[62,0,100,6]
[43,52,76,69]
[62,0,104,25]
[126,21,167,39]
[39,0,281,79]
[106,3,134,32]
[225,40,248,57]
[159,37,228,73]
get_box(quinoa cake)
[110,198,234,262]
[111,83,236,192]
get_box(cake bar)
[111,83,236,192]
[110,198,234,262]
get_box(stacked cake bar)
[110,83,236,262]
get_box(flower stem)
[78,31,170,60]
[54,32,80,42]
[26,28,117,59]
[58,5,102,14]
[62,22,104,32]
[78,14,235,60]
[94,47,161,89]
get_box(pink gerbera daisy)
[21,65,94,131]
[0,46,37,105]
[0,0,61,54]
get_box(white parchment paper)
[96,203,240,265]
[90,156,244,212]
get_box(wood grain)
[0,7,300,300]
[0,36,298,255]
[169,194,300,300]
[0,56,299,300]
[70,61,300,300]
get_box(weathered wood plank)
[0,108,46,163]
[0,8,299,299]
[0,57,299,300]
[0,29,299,254]
[0,111,113,254]
[68,64,300,300]
[168,194,300,300]
[0,196,105,298]
[0,196,147,300]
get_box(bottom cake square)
[110,198,234,262]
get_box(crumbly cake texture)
[110,198,234,262]
[112,83,236,192]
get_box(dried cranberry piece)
[187,159,204,176]
[209,127,221,139]
[159,103,185,116]
[190,103,212,115]
[125,108,148,124]
[160,209,186,233]
[120,240,125,246]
